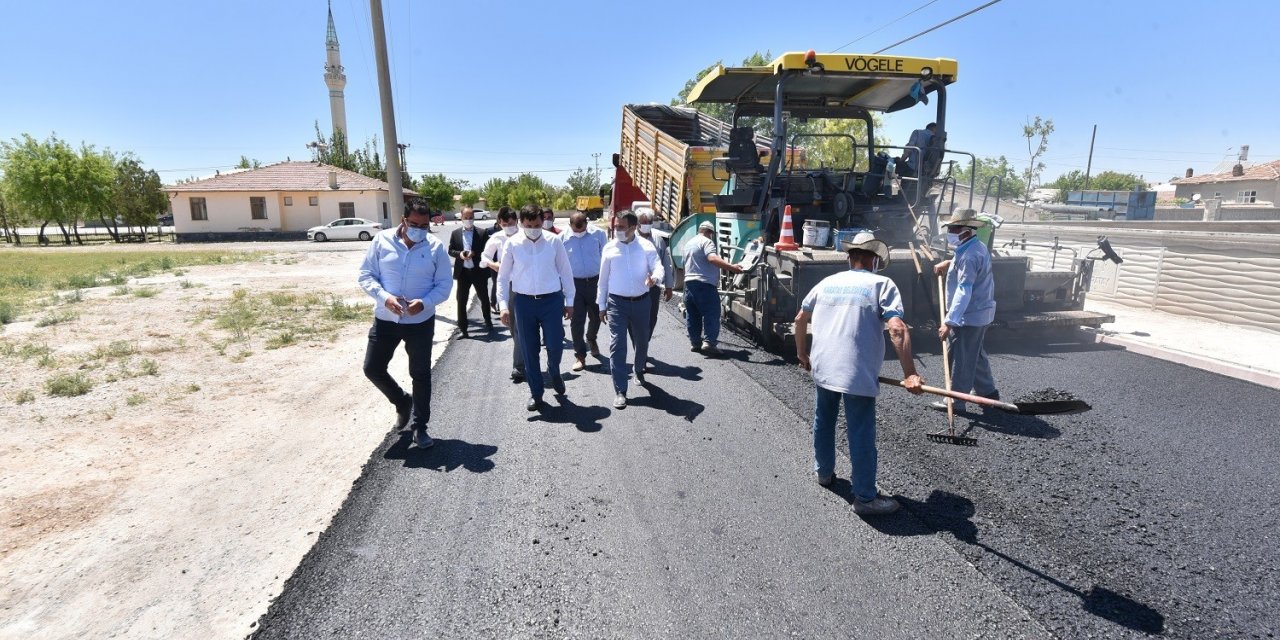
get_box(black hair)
[497,207,516,223]
[405,200,431,218]
[519,204,542,223]
[619,211,638,227]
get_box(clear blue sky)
[3,0,1277,188]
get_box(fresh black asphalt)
[254,226,1280,638]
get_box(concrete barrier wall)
[998,224,1280,333]
[1155,206,1280,221]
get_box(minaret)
[324,1,348,140]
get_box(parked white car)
[307,218,382,242]
[456,209,491,220]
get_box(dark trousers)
[455,269,492,331]
[488,271,498,309]
[571,276,601,357]
[363,318,435,429]
[513,292,565,399]
[607,295,652,395]
[646,286,661,341]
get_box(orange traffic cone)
[775,205,799,251]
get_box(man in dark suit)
[448,206,493,337]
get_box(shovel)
[878,376,1093,416]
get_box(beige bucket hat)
[942,208,986,228]
[840,231,890,267]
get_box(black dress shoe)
[527,397,544,411]
[635,371,646,385]
[395,404,411,430]
[550,376,566,395]
[512,368,525,382]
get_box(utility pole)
[592,152,601,187]
[397,143,410,172]
[1083,124,1097,191]
[369,0,404,221]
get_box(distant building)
[324,1,347,138]
[1172,159,1280,205]
[166,161,416,241]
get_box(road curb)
[1089,331,1280,391]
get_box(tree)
[416,173,457,212]
[955,155,1025,200]
[1089,171,1146,192]
[552,191,575,211]
[69,143,116,245]
[113,156,168,241]
[459,189,481,207]
[236,155,261,169]
[0,133,79,245]
[565,167,601,197]
[674,51,782,136]
[1021,116,1054,197]
[799,117,887,172]
[505,173,554,208]
[480,177,511,212]
[1046,169,1146,202]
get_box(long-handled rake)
[933,274,969,445]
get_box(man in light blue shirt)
[933,208,999,413]
[357,202,453,448]
[563,212,607,372]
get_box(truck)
[575,195,605,220]
[613,51,1117,345]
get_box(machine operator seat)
[726,126,764,177]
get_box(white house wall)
[172,190,391,234]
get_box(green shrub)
[112,286,131,296]
[138,359,160,376]
[265,330,298,350]
[125,393,147,406]
[133,287,159,298]
[325,297,362,321]
[14,389,35,404]
[0,301,15,324]
[46,373,93,397]
[93,340,138,360]
[35,310,78,327]
[61,274,98,289]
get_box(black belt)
[574,276,599,282]
[610,292,649,302]
[514,291,562,300]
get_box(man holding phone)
[358,201,453,449]
[448,206,493,337]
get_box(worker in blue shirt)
[932,208,999,413]
[357,201,453,449]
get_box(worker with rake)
[932,208,1000,414]
[794,232,924,516]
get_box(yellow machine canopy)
[686,52,957,117]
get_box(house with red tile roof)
[1171,159,1280,205]
[165,162,417,241]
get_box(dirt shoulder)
[0,241,460,639]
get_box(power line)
[874,0,1004,54]
[834,0,941,52]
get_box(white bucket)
[802,220,831,247]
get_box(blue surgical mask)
[405,226,427,243]
[946,232,962,247]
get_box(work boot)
[852,495,900,516]
[395,399,412,431]
[588,339,601,357]
[613,394,627,409]
[701,341,721,356]
[690,343,702,353]
[816,471,834,487]
[572,356,586,372]
[511,368,525,382]
[527,397,544,411]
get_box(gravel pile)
[1015,387,1081,404]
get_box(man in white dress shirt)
[357,201,453,449]
[498,204,576,411]
[482,207,524,381]
[597,210,664,409]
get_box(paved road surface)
[253,239,1280,638]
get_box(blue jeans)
[684,280,721,347]
[813,387,878,503]
[513,292,565,399]
[607,295,651,395]
[948,324,997,412]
